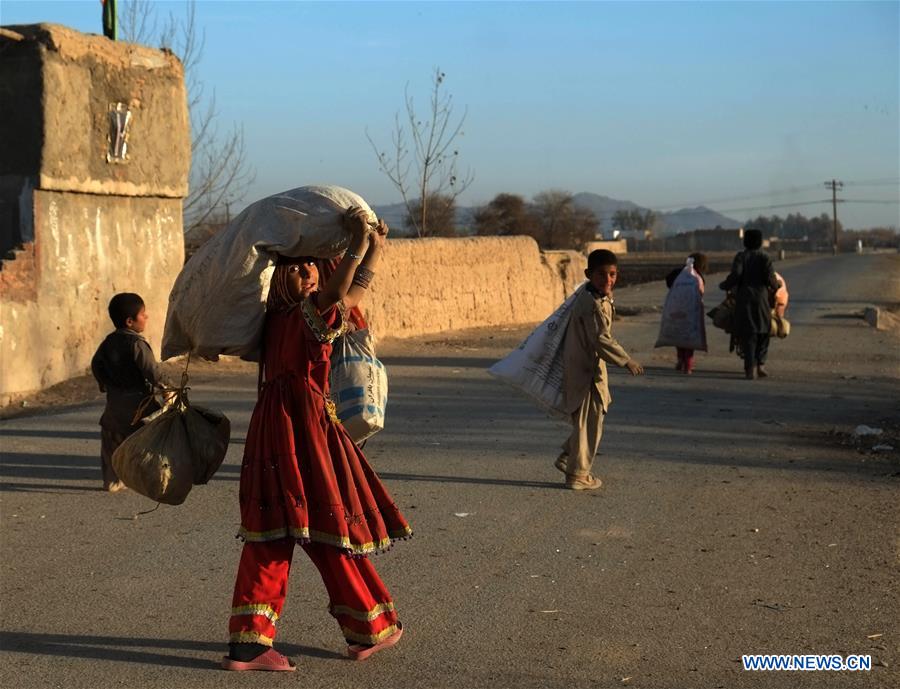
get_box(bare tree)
[405,193,457,237]
[532,190,599,250]
[473,193,540,237]
[120,0,255,234]
[611,209,659,239]
[366,68,473,237]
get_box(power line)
[651,184,824,211]
[642,199,832,216]
[578,181,897,224]
[639,197,897,218]
[589,200,832,220]
[714,200,832,214]
[843,177,900,187]
[640,179,897,214]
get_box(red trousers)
[229,539,399,647]
[676,347,695,372]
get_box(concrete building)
[0,24,190,403]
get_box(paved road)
[1,252,898,689]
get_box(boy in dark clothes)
[91,293,171,492]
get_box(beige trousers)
[559,386,605,478]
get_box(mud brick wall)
[362,236,586,338]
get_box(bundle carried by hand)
[769,271,791,339]
[162,185,377,362]
[708,296,735,333]
[769,312,791,338]
[112,374,230,505]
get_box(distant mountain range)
[373,192,742,237]
[571,193,742,236]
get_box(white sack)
[655,259,708,351]
[162,185,377,361]
[487,285,585,418]
[330,329,388,443]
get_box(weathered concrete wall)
[0,24,190,199]
[0,24,189,403]
[363,236,586,338]
[0,191,184,400]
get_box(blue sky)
[3,0,898,228]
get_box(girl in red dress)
[224,208,411,672]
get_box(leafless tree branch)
[120,0,255,235]
[367,67,473,237]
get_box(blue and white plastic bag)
[330,329,388,443]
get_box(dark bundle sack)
[707,295,735,333]
[112,388,230,505]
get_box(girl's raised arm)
[317,207,385,313]
[342,219,387,310]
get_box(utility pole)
[101,0,117,40]
[824,179,843,255]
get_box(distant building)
[665,227,745,252]
[584,239,628,255]
[628,227,745,252]
[616,229,654,242]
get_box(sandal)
[347,623,403,661]
[221,647,296,672]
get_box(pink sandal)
[347,623,404,661]
[221,647,296,672]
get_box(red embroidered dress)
[238,296,411,554]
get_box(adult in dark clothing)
[719,230,780,379]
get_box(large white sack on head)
[162,185,376,361]
[487,285,585,419]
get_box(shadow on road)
[637,365,745,379]
[0,453,97,485]
[0,630,344,668]
[820,313,865,320]
[791,297,899,307]
[207,467,562,489]
[0,400,102,422]
[0,428,100,440]
[381,355,500,369]
[0,455,243,491]
[0,482,100,493]
[379,472,562,490]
